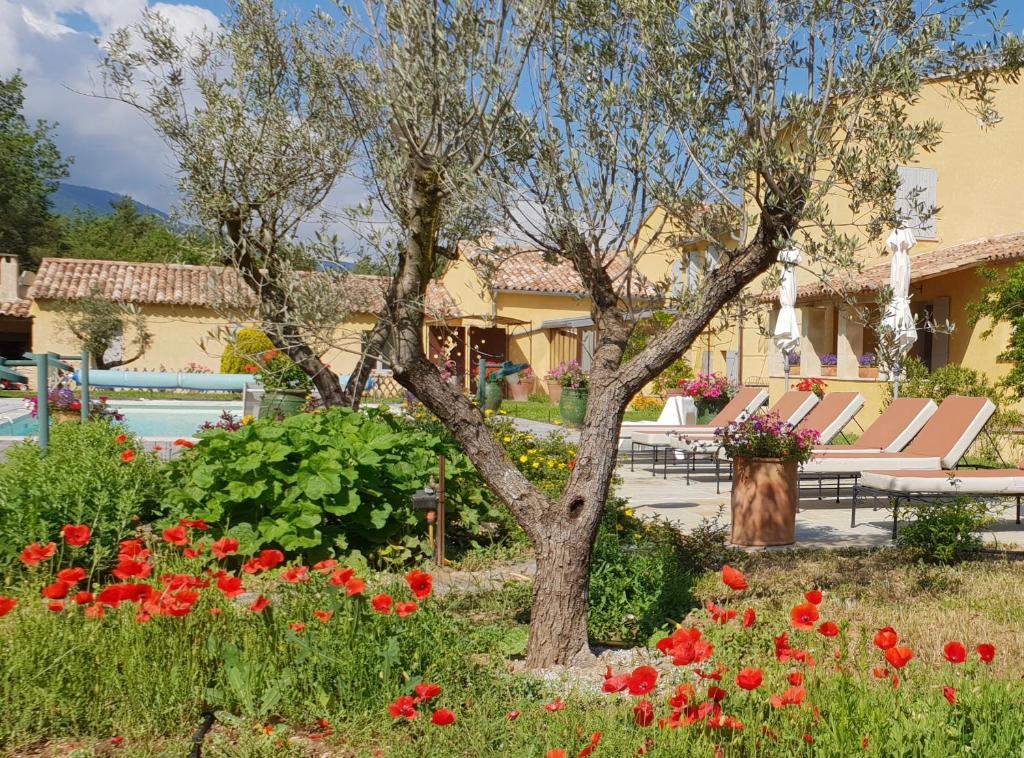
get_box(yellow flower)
[528,448,537,454]
[484,409,493,416]
[499,410,507,415]
[624,508,634,517]
[554,419,562,425]
[547,460,555,468]
[241,415,254,425]
[558,463,566,469]
[532,461,540,469]
[519,455,529,463]
[503,436,512,443]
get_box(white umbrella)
[773,248,802,387]
[882,228,917,397]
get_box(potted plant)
[858,352,878,378]
[545,363,567,405]
[508,366,536,401]
[654,358,693,397]
[678,373,735,424]
[796,377,827,399]
[256,349,312,419]
[557,361,589,427]
[819,353,838,377]
[482,369,504,412]
[26,385,122,423]
[717,413,819,547]
[787,351,801,376]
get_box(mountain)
[50,183,169,220]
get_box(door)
[428,325,466,386]
[468,326,507,391]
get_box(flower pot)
[820,366,837,377]
[695,398,728,425]
[730,456,798,547]
[546,379,563,405]
[482,381,503,412]
[665,388,688,398]
[509,376,535,401]
[259,389,307,419]
[858,366,878,379]
[789,365,800,376]
[559,387,588,427]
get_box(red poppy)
[805,589,823,605]
[183,546,204,559]
[578,732,602,758]
[736,667,763,691]
[211,538,239,560]
[20,542,56,567]
[415,682,442,701]
[547,751,567,758]
[249,595,270,613]
[602,666,629,693]
[174,438,195,448]
[405,569,433,600]
[721,565,748,590]
[162,526,188,546]
[633,699,654,727]
[41,580,71,600]
[788,672,804,686]
[669,683,696,708]
[281,566,309,583]
[706,600,737,624]
[121,450,136,463]
[118,539,149,560]
[818,621,839,637]
[62,524,92,547]
[209,607,222,616]
[545,698,566,712]
[707,685,728,702]
[115,433,129,444]
[289,622,306,633]
[943,686,957,705]
[345,577,366,597]
[885,647,914,670]
[243,549,285,573]
[179,518,210,531]
[113,558,152,580]
[329,568,355,586]
[770,685,806,708]
[871,667,890,679]
[389,695,419,719]
[47,601,65,612]
[790,602,820,630]
[216,574,245,598]
[431,708,456,726]
[0,596,17,617]
[57,567,87,584]
[657,626,714,666]
[84,603,105,619]
[873,626,898,650]
[943,641,967,664]
[73,590,93,605]
[371,594,394,614]
[626,666,658,697]
[314,609,334,623]
[742,608,756,628]
[977,643,996,663]
[507,710,521,721]
[313,559,338,573]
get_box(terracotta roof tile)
[794,231,1024,302]
[468,245,658,297]
[28,258,460,318]
[0,299,31,318]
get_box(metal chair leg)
[851,484,858,527]
[631,440,635,472]
[835,474,841,503]
[716,456,721,494]
[1017,495,1021,525]
[892,497,899,540]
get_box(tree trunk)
[527,533,595,667]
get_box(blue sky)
[3,0,1024,220]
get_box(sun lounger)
[811,397,936,454]
[794,391,865,445]
[623,387,768,443]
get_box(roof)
[467,245,658,298]
[28,258,460,318]
[794,231,1024,303]
[0,299,31,318]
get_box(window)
[896,166,938,239]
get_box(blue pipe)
[71,370,375,392]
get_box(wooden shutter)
[896,167,938,239]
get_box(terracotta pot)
[546,379,563,405]
[665,388,688,398]
[509,377,535,401]
[858,366,878,379]
[789,365,801,376]
[730,456,798,547]
[820,366,837,377]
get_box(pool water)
[0,401,245,439]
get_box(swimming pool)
[0,400,245,439]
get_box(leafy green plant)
[895,497,991,564]
[220,328,275,374]
[164,408,494,566]
[0,420,166,573]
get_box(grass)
[500,396,662,425]
[2,547,1023,756]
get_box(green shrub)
[0,421,167,574]
[164,407,496,566]
[220,328,275,373]
[895,497,991,564]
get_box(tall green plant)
[971,263,1024,399]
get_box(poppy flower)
[162,526,188,546]
[73,591,93,605]
[329,568,355,586]
[626,666,658,696]
[790,602,820,630]
[249,595,270,613]
[121,450,136,463]
[871,667,890,679]
[742,608,756,628]
[633,699,654,727]
[769,685,806,708]
[0,596,17,617]
[47,601,65,612]
[179,518,210,531]
[943,686,957,705]
[415,682,442,701]
[183,546,204,560]
[84,603,106,619]
[805,589,823,605]
[344,577,366,597]
[405,569,433,600]
[289,622,306,633]
[209,607,222,616]
[314,609,334,623]
[371,594,394,614]
[431,708,456,726]
[506,710,521,721]
[216,574,244,598]
[707,685,728,701]
[736,667,763,691]
[113,558,152,580]
[657,626,714,666]
[115,433,129,444]
[388,695,418,719]
[578,732,602,758]
[788,672,804,686]
[669,683,696,708]
[41,580,70,600]
[396,601,417,617]
[57,567,86,584]
[174,438,195,448]
[818,621,839,637]
[602,666,629,693]
[885,647,914,670]
[943,641,967,664]
[62,524,92,547]
[706,600,737,624]
[211,538,239,560]
[313,559,338,573]
[977,643,996,663]
[547,751,567,758]
[721,565,748,590]
[544,698,565,712]
[281,566,309,584]
[118,539,149,560]
[20,542,56,567]
[873,626,898,650]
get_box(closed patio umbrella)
[882,228,917,398]
[773,248,802,389]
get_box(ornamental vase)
[730,456,798,547]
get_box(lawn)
[501,397,663,424]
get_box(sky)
[3,0,1024,221]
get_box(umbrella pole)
[784,353,791,391]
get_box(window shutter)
[687,251,701,290]
[707,246,722,270]
[725,350,739,382]
[671,259,683,297]
[896,167,938,239]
